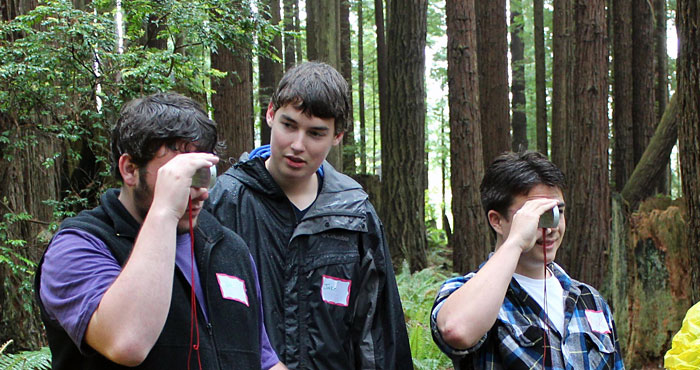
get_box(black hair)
[480,151,566,229]
[110,92,221,181]
[271,61,350,134]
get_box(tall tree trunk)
[384,0,428,272]
[551,0,574,173]
[340,0,355,174]
[283,0,296,71]
[446,0,489,273]
[534,0,548,155]
[374,0,389,138]
[612,0,634,192]
[510,2,527,152]
[358,0,367,174]
[294,0,302,62]
[258,0,283,146]
[561,0,609,288]
[654,0,670,194]
[676,0,700,302]
[475,0,510,167]
[0,0,60,351]
[632,0,656,168]
[211,47,254,170]
[306,0,343,170]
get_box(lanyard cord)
[542,227,549,369]
[187,195,202,370]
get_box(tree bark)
[258,0,282,146]
[560,0,609,288]
[612,0,634,192]
[446,0,489,273]
[654,0,670,194]
[632,0,656,168]
[384,0,428,272]
[0,0,60,351]
[510,3,527,152]
[211,47,254,170]
[283,0,296,71]
[306,0,343,170]
[676,0,700,302]
[475,0,510,167]
[622,94,678,210]
[340,0,355,174]
[534,0,548,155]
[358,0,367,174]
[374,0,389,137]
[551,0,574,173]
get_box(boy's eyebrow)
[279,113,298,124]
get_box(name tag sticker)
[321,275,351,307]
[216,273,249,306]
[585,309,611,334]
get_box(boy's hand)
[150,153,219,221]
[506,198,561,253]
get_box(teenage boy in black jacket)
[206,62,413,370]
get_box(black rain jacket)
[205,155,413,370]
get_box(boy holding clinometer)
[430,151,625,369]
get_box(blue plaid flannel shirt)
[430,262,625,370]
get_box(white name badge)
[321,275,351,307]
[216,273,249,306]
[585,309,611,334]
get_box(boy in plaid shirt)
[431,151,624,369]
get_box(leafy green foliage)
[0,345,51,370]
[397,262,453,370]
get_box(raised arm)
[84,152,217,365]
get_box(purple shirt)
[40,228,279,369]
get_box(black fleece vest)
[35,189,261,370]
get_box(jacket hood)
[225,152,368,217]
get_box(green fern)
[0,346,51,370]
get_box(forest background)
[1,0,699,369]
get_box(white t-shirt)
[513,271,566,335]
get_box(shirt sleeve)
[430,273,486,357]
[39,228,122,352]
[249,254,280,370]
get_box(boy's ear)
[265,102,275,128]
[332,131,344,146]
[119,154,139,187]
[487,210,505,235]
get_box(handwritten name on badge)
[321,275,351,307]
[585,309,611,334]
[216,273,249,306]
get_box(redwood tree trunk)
[534,0,548,155]
[446,0,489,273]
[340,0,355,173]
[654,0,670,194]
[560,0,609,288]
[475,0,510,166]
[358,0,367,174]
[211,47,254,170]
[551,0,574,173]
[384,0,428,272]
[510,2,527,152]
[612,0,634,192]
[283,0,296,71]
[258,0,282,145]
[676,0,700,302]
